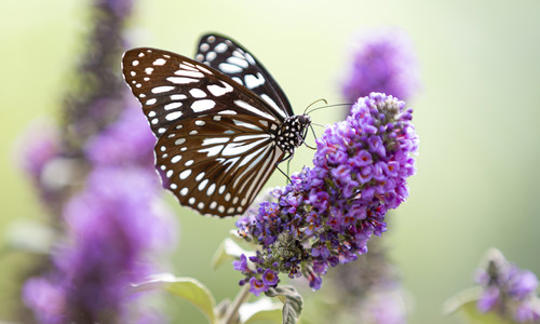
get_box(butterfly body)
[275,115,311,155]
[121,33,310,217]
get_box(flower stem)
[222,285,250,324]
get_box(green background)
[2,0,540,323]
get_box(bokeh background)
[2,0,540,323]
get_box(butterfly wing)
[122,47,285,217]
[195,33,294,119]
[156,113,283,217]
[122,47,286,137]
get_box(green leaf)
[265,286,303,324]
[133,274,216,324]
[460,301,515,324]
[212,238,253,270]
[240,298,282,324]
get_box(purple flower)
[249,278,267,296]
[17,119,61,180]
[508,270,538,299]
[22,277,66,324]
[233,254,249,273]
[477,287,500,312]
[85,103,156,167]
[342,28,420,103]
[235,93,417,291]
[357,288,408,324]
[474,249,540,322]
[25,167,176,322]
[262,269,279,286]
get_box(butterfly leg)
[276,153,294,183]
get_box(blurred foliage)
[2,0,540,323]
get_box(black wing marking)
[156,113,284,217]
[121,47,286,137]
[195,33,294,119]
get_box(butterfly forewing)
[121,46,291,217]
[195,34,294,119]
[156,113,284,217]
[122,48,285,137]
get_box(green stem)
[222,285,251,324]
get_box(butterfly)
[121,33,311,217]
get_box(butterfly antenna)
[306,103,353,115]
[303,98,328,115]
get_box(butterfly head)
[276,115,311,153]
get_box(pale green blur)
[1,0,540,323]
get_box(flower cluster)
[474,249,540,323]
[342,29,420,104]
[23,167,175,324]
[235,93,417,294]
[19,0,177,323]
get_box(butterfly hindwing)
[195,33,294,119]
[155,113,284,217]
[122,47,285,138]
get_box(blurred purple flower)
[100,0,134,17]
[22,277,66,324]
[85,100,156,167]
[475,249,540,323]
[24,167,176,322]
[357,287,408,324]
[235,93,417,292]
[17,120,61,180]
[342,29,420,104]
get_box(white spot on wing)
[206,52,217,62]
[179,169,192,180]
[215,42,228,53]
[152,86,174,94]
[174,70,204,78]
[198,179,208,191]
[227,56,249,68]
[219,63,242,74]
[232,120,263,131]
[245,53,256,65]
[207,184,216,196]
[167,77,198,84]
[244,73,265,89]
[165,111,182,121]
[192,99,216,112]
[164,102,183,110]
[199,43,209,52]
[202,137,229,145]
[233,100,276,120]
[171,94,187,100]
[261,94,286,119]
[153,58,167,66]
[199,145,223,157]
[232,77,243,85]
[189,88,207,98]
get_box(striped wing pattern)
[121,44,291,217]
[195,33,294,118]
